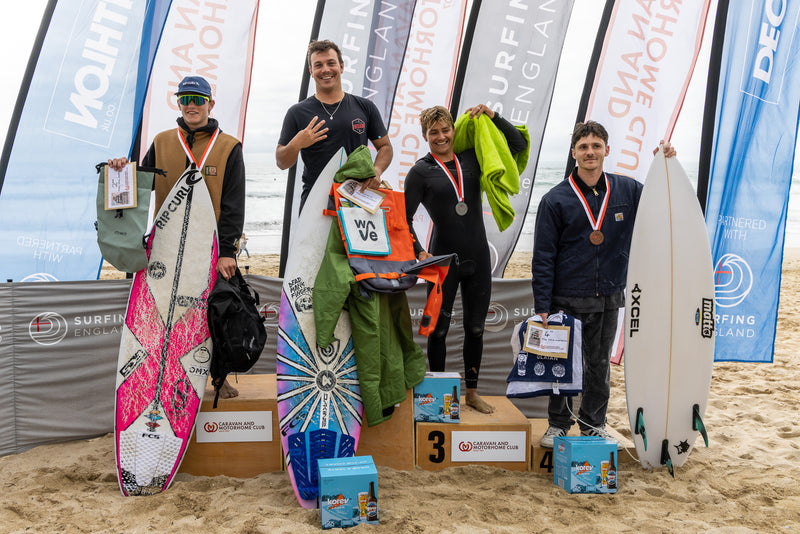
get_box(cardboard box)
[358,389,415,470]
[318,456,379,530]
[416,396,530,471]
[553,436,618,494]
[180,374,282,477]
[413,372,461,423]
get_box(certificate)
[337,179,385,213]
[105,162,137,210]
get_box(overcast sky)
[1,1,710,167]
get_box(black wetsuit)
[404,115,526,389]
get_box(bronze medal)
[455,201,468,216]
[589,230,604,245]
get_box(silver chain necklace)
[319,96,344,120]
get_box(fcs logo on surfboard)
[29,312,69,346]
[713,253,753,308]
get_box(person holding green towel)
[404,105,528,414]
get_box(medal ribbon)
[568,172,610,232]
[177,127,220,170]
[431,154,464,202]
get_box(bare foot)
[466,389,494,414]
[218,379,239,399]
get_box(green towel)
[332,144,376,183]
[453,114,530,231]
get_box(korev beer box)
[553,436,618,494]
[318,456,379,529]
[413,372,461,423]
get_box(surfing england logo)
[29,312,69,346]
[713,254,753,308]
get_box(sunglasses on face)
[178,94,209,106]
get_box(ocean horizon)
[241,153,800,256]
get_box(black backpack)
[207,268,267,407]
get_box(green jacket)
[314,147,426,426]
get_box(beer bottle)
[607,451,617,490]
[449,386,460,420]
[366,481,378,521]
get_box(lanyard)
[177,128,220,170]
[568,172,610,233]
[431,154,464,202]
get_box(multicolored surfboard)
[277,148,363,509]
[114,167,218,496]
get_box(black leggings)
[426,258,491,389]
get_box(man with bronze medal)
[404,105,528,414]
[532,121,676,448]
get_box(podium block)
[180,374,282,477]
[529,418,637,475]
[358,389,415,470]
[416,396,530,471]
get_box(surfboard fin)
[635,407,647,450]
[693,404,709,447]
[661,439,674,477]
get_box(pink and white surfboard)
[114,166,218,495]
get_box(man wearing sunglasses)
[108,75,245,399]
[276,40,393,211]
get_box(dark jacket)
[532,171,642,314]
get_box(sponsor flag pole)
[0,0,57,194]
[279,0,325,277]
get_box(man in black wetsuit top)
[276,40,392,211]
[404,105,528,414]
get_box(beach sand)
[6,251,799,533]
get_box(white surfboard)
[277,148,363,509]
[624,149,715,475]
[114,167,217,495]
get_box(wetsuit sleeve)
[404,166,426,257]
[492,115,528,155]
[218,143,246,258]
[531,195,560,315]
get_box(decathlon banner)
[384,0,468,245]
[580,0,711,181]
[451,0,573,276]
[0,1,171,282]
[702,1,800,363]
[140,0,260,151]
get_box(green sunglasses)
[178,94,210,106]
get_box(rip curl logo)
[203,422,218,433]
[485,302,509,333]
[714,253,753,308]
[352,118,366,134]
[458,441,473,452]
[29,312,69,346]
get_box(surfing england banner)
[383,0,468,245]
[450,0,573,277]
[701,0,800,363]
[0,1,172,282]
[576,0,712,182]
[140,0,260,152]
